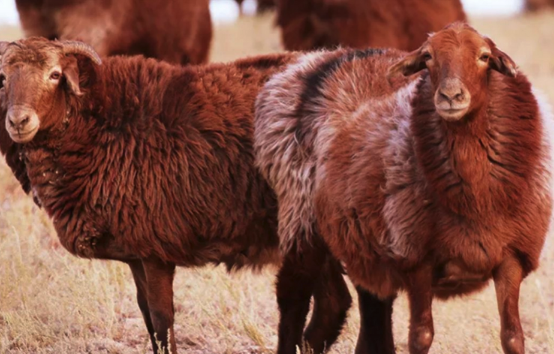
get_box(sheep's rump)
[255,48,412,254]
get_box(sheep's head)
[388,22,517,122]
[0,37,101,143]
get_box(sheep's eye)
[422,52,432,62]
[479,53,490,62]
[50,71,61,80]
[0,74,5,89]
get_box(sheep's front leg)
[128,260,158,353]
[406,266,434,354]
[142,257,177,354]
[493,254,525,354]
[354,287,396,354]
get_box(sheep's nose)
[438,86,464,103]
[6,106,37,132]
[8,112,31,130]
[438,78,468,105]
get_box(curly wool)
[12,52,297,270]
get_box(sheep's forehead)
[2,42,61,72]
[428,28,488,55]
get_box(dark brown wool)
[276,0,466,51]
[15,0,212,65]
[255,23,552,354]
[0,38,351,354]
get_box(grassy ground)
[1,11,554,354]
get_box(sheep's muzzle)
[434,77,471,121]
[6,105,40,143]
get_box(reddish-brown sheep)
[0,38,352,354]
[15,0,212,65]
[525,0,554,11]
[255,23,553,354]
[276,0,466,52]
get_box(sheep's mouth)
[436,107,469,121]
[8,126,39,143]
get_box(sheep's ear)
[60,56,83,96]
[387,49,427,79]
[490,47,517,77]
[485,39,517,77]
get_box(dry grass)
[1,10,554,354]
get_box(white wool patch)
[394,79,420,117]
[288,51,329,78]
[381,79,421,256]
[254,50,332,254]
[533,86,554,255]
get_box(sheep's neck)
[23,109,99,218]
[424,112,492,216]
[411,79,540,218]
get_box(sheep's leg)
[128,260,159,353]
[304,256,352,353]
[142,257,177,354]
[276,245,326,354]
[493,255,525,354]
[354,287,396,354]
[406,267,434,354]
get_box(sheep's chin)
[8,126,39,143]
[436,107,469,122]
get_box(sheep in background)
[0,38,351,354]
[14,0,212,65]
[525,0,554,11]
[255,22,553,354]
[276,0,466,52]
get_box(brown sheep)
[257,0,276,13]
[276,0,466,52]
[15,0,212,65]
[525,0,554,11]
[0,38,352,354]
[255,22,553,354]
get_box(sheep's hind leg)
[493,255,525,354]
[354,287,396,354]
[142,257,177,354]
[128,260,159,353]
[406,266,434,354]
[275,241,327,354]
[304,256,352,353]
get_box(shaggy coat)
[0,38,351,354]
[255,23,553,354]
[276,0,466,51]
[15,0,212,65]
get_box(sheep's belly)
[431,261,493,299]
